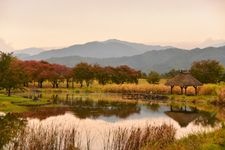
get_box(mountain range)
[14,39,225,73]
[16,39,171,60]
[13,47,45,59]
[47,46,225,73]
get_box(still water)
[0,94,222,150]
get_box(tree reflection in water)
[70,99,141,119]
[147,103,160,112]
[0,113,26,148]
[50,95,140,119]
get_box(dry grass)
[5,125,81,150]
[213,87,225,105]
[199,84,219,95]
[103,124,176,150]
[4,123,175,150]
[103,83,225,96]
[103,84,170,94]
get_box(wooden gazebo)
[165,71,203,95]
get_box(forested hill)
[46,46,225,73]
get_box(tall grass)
[214,87,225,105]
[103,124,175,150]
[6,125,81,150]
[4,123,175,150]
[103,84,170,94]
[103,83,225,96]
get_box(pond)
[0,93,222,150]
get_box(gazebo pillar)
[184,86,188,95]
[180,86,184,95]
[193,86,198,95]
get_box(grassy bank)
[164,127,225,150]
[0,94,51,112]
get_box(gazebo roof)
[165,72,202,87]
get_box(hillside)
[25,39,171,60]
[47,46,225,73]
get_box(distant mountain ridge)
[14,47,45,55]
[46,46,225,73]
[22,39,172,60]
[13,47,45,59]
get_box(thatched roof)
[165,72,202,87]
[165,111,199,127]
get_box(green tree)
[92,64,111,85]
[110,65,140,84]
[147,71,160,84]
[0,52,26,96]
[190,60,224,83]
[73,62,94,87]
[162,69,180,78]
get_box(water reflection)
[146,103,160,112]
[165,105,199,127]
[165,105,219,127]
[194,111,218,127]
[70,99,140,119]
[18,107,70,120]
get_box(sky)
[0,0,225,51]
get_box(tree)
[73,63,94,87]
[64,67,73,88]
[190,60,224,83]
[92,64,111,85]
[35,61,53,88]
[146,71,160,84]
[110,65,140,84]
[0,52,26,96]
[162,69,180,78]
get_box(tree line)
[0,52,141,96]
[1,51,225,96]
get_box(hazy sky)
[0,0,225,50]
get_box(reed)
[5,123,175,150]
[103,124,176,150]
[5,125,81,150]
[103,84,170,94]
